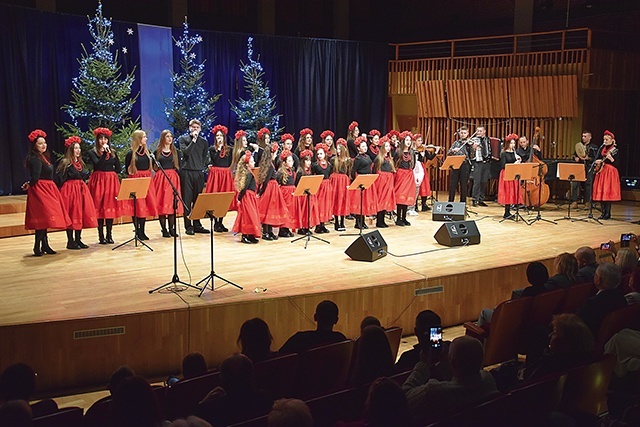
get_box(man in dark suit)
[279,300,347,354]
[577,262,627,335]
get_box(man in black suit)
[279,300,347,354]
[575,246,598,284]
[576,262,627,335]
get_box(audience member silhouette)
[575,246,598,284]
[0,363,57,418]
[359,316,381,334]
[181,352,208,380]
[616,248,637,276]
[107,365,136,396]
[350,325,394,386]
[625,268,640,304]
[544,252,579,290]
[168,416,212,427]
[577,262,627,335]
[111,375,165,427]
[238,317,277,363]
[279,300,348,354]
[0,399,32,427]
[267,398,313,427]
[336,377,411,427]
[194,353,274,426]
[403,336,498,423]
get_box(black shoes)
[161,229,171,238]
[278,228,294,238]
[193,226,210,234]
[67,241,81,250]
[478,201,488,207]
[185,228,195,235]
[241,234,259,244]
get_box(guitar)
[594,146,618,174]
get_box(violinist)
[470,126,492,207]
[591,130,621,220]
[515,135,542,162]
[447,126,473,203]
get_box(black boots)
[214,217,228,233]
[503,205,512,219]
[395,205,411,226]
[41,231,56,254]
[334,216,346,232]
[376,211,388,228]
[241,234,259,244]
[314,222,330,234]
[599,202,611,220]
[105,219,114,244]
[135,217,149,240]
[421,198,430,211]
[159,215,171,237]
[66,229,80,250]
[354,215,368,229]
[98,219,107,244]
[75,230,88,248]
[33,230,44,256]
[278,227,294,238]
[262,225,277,241]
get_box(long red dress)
[592,145,621,201]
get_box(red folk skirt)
[60,179,98,230]
[497,169,522,205]
[292,193,320,229]
[418,163,432,197]
[592,164,621,201]
[330,173,350,216]
[394,168,416,206]
[348,174,379,216]
[205,166,237,211]
[232,190,262,236]
[25,179,71,230]
[88,171,121,219]
[258,180,289,226]
[152,168,183,216]
[374,171,396,212]
[279,185,296,228]
[120,170,158,218]
[316,179,333,222]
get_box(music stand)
[113,177,153,251]
[556,163,586,221]
[500,163,535,224]
[528,162,557,226]
[291,175,328,249]
[573,160,603,225]
[341,174,379,237]
[440,155,473,213]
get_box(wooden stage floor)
[1,199,639,393]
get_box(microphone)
[104,144,110,153]
[149,152,160,167]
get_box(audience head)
[0,400,32,427]
[169,416,212,427]
[107,365,135,396]
[527,261,550,287]
[0,363,36,402]
[414,310,442,346]
[237,317,274,363]
[182,352,207,380]
[353,325,394,385]
[554,252,578,283]
[219,353,255,395]
[267,398,313,427]
[360,316,381,334]
[364,377,410,427]
[314,300,339,330]
[549,313,594,357]
[449,336,484,378]
[615,248,637,275]
[575,246,597,268]
[595,263,622,291]
[112,375,163,427]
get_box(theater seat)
[559,354,616,416]
[33,406,83,427]
[292,340,354,399]
[596,303,640,355]
[557,282,596,314]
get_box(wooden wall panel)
[416,80,447,118]
[509,75,578,118]
[446,78,509,118]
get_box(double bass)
[523,126,550,207]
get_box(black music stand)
[528,163,557,226]
[291,175,328,249]
[500,163,535,224]
[441,155,475,216]
[340,174,379,237]
[573,160,603,225]
[113,177,153,251]
[556,163,586,221]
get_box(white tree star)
[127,28,134,35]
[108,39,114,45]
[122,47,128,54]
[189,53,196,59]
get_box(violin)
[524,126,550,207]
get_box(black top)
[368,145,380,162]
[515,145,542,162]
[276,169,296,186]
[58,162,90,185]
[373,157,393,173]
[279,330,348,355]
[155,151,178,170]
[257,164,276,196]
[596,144,619,168]
[394,150,413,170]
[125,151,151,174]
[209,145,232,168]
[347,137,359,158]
[89,150,121,173]
[416,150,436,163]
[500,151,517,169]
[312,161,332,179]
[238,172,257,201]
[352,153,373,177]
[295,168,312,186]
[177,134,209,171]
[26,156,54,185]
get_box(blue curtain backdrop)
[0,4,388,195]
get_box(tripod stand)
[113,177,153,251]
[556,163,586,222]
[291,175,329,249]
[340,174,379,238]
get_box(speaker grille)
[414,286,444,296]
[74,326,125,339]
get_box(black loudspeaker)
[434,221,481,247]
[345,230,388,262]
[432,202,466,221]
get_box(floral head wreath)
[336,138,347,147]
[299,149,314,159]
[505,133,519,142]
[235,130,247,140]
[281,133,295,143]
[28,129,47,143]
[387,130,400,138]
[280,149,293,161]
[399,131,413,140]
[242,150,252,163]
[414,133,423,140]
[603,130,615,139]
[379,136,390,145]
[299,128,313,137]
[93,127,113,138]
[270,142,279,153]
[355,136,368,145]
[314,143,329,153]
[348,121,359,132]
[320,130,334,140]
[212,125,228,136]
[64,135,82,148]
[257,128,270,139]
[369,129,381,137]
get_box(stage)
[1,197,638,393]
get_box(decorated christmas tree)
[57,1,139,166]
[164,20,220,135]
[230,37,283,142]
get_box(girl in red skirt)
[321,130,336,159]
[230,130,248,173]
[312,143,333,233]
[206,124,235,232]
[393,131,416,226]
[23,129,71,256]
[497,134,522,218]
[592,130,621,220]
[330,138,352,231]
[293,150,320,235]
[88,127,121,244]
[57,135,98,249]
[275,149,296,238]
[257,141,288,240]
[122,130,158,240]
[232,151,261,243]
[349,137,378,229]
[153,130,182,237]
[372,138,396,228]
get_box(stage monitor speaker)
[345,230,388,262]
[434,220,481,247]
[432,202,466,221]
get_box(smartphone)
[428,327,443,348]
[621,233,633,248]
[600,242,610,250]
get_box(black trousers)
[448,161,470,203]
[179,169,205,229]
[471,161,490,202]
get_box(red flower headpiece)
[399,131,412,140]
[235,130,247,140]
[355,136,367,145]
[387,130,400,138]
[257,127,270,139]
[28,129,47,143]
[281,133,295,143]
[336,138,347,147]
[64,135,81,148]
[369,129,381,137]
[212,124,228,135]
[379,136,390,144]
[270,142,279,153]
[603,130,615,139]
[320,130,334,140]
[299,128,313,137]
[505,133,519,142]
[414,133,423,140]
[314,143,329,153]
[348,121,359,132]
[280,149,293,161]
[299,149,314,159]
[93,127,113,138]
[242,150,252,163]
